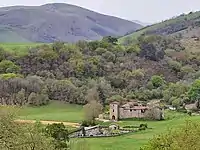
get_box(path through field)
[15,119,80,128]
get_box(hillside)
[120,11,200,44]
[132,20,152,26]
[0,3,142,43]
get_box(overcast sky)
[0,0,200,23]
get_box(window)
[141,109,145,113]
[113,109,114,112]
[130,109,132,112]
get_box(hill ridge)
[0,3,142,43]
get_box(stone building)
[109,101,149,120]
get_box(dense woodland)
[0,35,200,109]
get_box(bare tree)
[144,107,164,121]
[83,88,103,121]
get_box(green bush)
[140,123,148,129]
[172,98,182,108]
[141,121,200,150]
[95,47,107,55]
[126,93,136,100]
[0,73,23,79]
[168,59,182,72]
[150,75,165,88]
[126,44,141,54]
[146,81,154,90]
[108,95,126,103]
[181,65,195,74]
[81,120,97,127]
[38,48,59,60]
[0,60,21,73]
[44,123,69,149]
[136,89,153,101]
[188,79,200,102]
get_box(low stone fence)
[74,130,137,138]
[69,125,140,138]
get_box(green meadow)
[15,101,200,150]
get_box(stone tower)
[109,102,119,120]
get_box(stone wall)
[69,127,102,138]
[69,129,83,138]
[119,108,146,119]
[85,128,101,137]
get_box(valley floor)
[15,101,200,150]
[15,119,79,128]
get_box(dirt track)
[14,119,80,128]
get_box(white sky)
[1,0,200,23]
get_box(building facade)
[109,101,148,120]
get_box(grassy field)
[18,101,84,123]
[16,102,200,150]
[0,43,40,56]
[86,113,199,150]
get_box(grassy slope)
[119,11,200,43]
[18,101,84,123]
[0,29,30,43]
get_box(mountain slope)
[0,3,142,43]
[120,11,200,43]
[132,20,152,26]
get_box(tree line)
[0,35,200,107]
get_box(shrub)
[108,95,126,103]
[126,44,141,54]
[181,65,195,74]
[168,59,182,72]
[163,82,189,103]
[146,81,154,90]
[151,89,163,99]
[144,107,163,120]
[150,75,165,88]
[0,60,21,73]
[132,69,145,79]
[44,123,69,149]
[192,70,200,79]
[102,51,116,62]
[81,120,97,127]
[38,49,59,60]
[188,79,200,102]
[0,73,23,79]
[136,89,153,101]
[172,98,182,108]
[139,123,148,130]
[126,93,136,100]
[141,121,200,150]
[95,47,107,55]
[0,108,56,150]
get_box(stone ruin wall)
[119,107,146,119]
